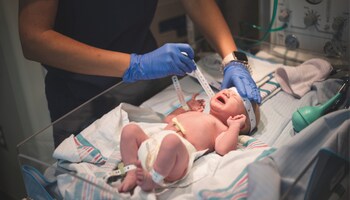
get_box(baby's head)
[209,88,260,135]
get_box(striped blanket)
[257,72,281,103]
[197,148,276,200]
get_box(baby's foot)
[135,162,158,192]
[118,170,137,193]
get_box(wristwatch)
[220,51,252,74]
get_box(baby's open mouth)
[217,92,231,104]
[217,96,225,104]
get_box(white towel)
[275,58,333,98]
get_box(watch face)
[234,51,248,62]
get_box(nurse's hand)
[123,43,196,82]
[221,62,261,104]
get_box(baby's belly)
[164,124,214,151]
[184,129,215,151]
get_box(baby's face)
[209,89,246,124]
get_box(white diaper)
[138,130,207,185]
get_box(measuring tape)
[181,52,215,98]
[190,68,215,98]
[172,75,190,111]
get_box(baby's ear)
[240,122,246,130]
[239,120,250,135]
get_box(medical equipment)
[181,52,215,98]
[267,0,349,59]
[292,78,349,132]
[172,75,189,110]
[18,74,349,199]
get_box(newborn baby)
[118,88,260,193]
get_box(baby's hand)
[187,93,205,112]
[227,114,246,130]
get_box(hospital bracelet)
[182,104,190,111]
[150,168,165,185]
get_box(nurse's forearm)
[181,0,237,58]
[20,30,130,77]
[19,0,129,77]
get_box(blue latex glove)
[123,43,196,82]
[221,62,262,104]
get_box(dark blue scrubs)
[44,0,171,147]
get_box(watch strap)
[222,53,236,66]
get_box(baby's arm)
[164,93,205,123]
[215,115,246,156]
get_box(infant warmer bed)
[17,42,349,200]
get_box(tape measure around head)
[229,87,256,133]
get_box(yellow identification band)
[102,163,137,182]
[172,117,186,134]
[118,162,125,175]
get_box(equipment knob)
[278,9,290,23]
[324,40,343,57]
[285,35,299,50]
[304,10,319,27]
[332,16,346,32]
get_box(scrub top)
[44,0,171,146]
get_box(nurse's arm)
[18,0,130,77]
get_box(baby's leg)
[136,134,189,191]
[118,124,148,193]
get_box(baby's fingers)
[233,114,244,120]
[192,93,200,100]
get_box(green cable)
[255,0,278,44]
[239,0,281,46]
[251,23,287,32]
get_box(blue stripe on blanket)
[242,138,257,147]
[76,134,107,164]
[260,89,272,97]
[259,75,281,103]
[267,80,280,87]
[197,148,276,200]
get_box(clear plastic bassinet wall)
[16,82,135,199]
[17,39,349,200]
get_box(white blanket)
[53,103,272,199]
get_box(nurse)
[18,0,260,147]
